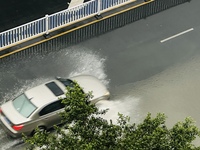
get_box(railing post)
[44,14,51,39]
[45,14,49,35]
[98,0,101,16]
[95,0,103,19]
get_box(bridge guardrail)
[0,0,133,50]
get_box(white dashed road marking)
[160,28,194,43]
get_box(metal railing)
[0,0,133,49]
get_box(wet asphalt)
[0,0,200,149]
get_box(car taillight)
[12,124,24,131]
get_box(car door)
[37,100,65,129]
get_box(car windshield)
[57,78,74,87]
[12,94,37,118]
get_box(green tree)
[24,82,200,150]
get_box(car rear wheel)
[31,126,46,136]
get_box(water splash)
[96,96,141,124]
[0,46,110,149]
[0,139,23,150]
[68,48,109,86]
[0,46,109,104]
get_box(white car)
[0,75,110,138]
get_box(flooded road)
[113,54,200,125]
[0,48,109,149]
[1,0,200,149]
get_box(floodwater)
[113,54,200,126]
[97,53,200,146]
[1,0,200,148]
[0,47,110,149]
[1,46,200,149]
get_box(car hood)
[70,75,109,101]
[1,101,28,125]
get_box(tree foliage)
[24,82,200,150]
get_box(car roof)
[25,79,66,108]
[24,75,108,108]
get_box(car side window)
[39,100,65,116]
